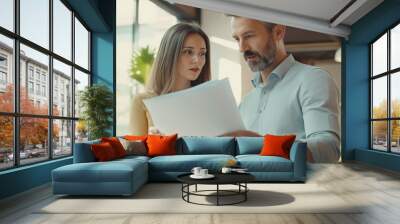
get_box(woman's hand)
[148,126,164,135]
[219,130,261,137]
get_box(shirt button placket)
[258,88,267,113]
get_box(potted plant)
[79,84,113,140]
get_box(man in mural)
[227,16,340,163]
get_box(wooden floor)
[1,162,400,224]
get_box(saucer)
[190,174,215,179]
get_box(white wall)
[201,9,250,105]
[116,0,135,135]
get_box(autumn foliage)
[0,84,59,150]
[372,99,400,141]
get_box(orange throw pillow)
[146,134,178,157]
[91,142,117,161]
[260,134,296,159]
[101,137,127,158]
[124,135,147,142]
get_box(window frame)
[0,0,92,171]
[370,20,400,154]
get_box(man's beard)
[244,39,276,72]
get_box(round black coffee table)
[177,173,255,206]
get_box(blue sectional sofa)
[52,137,307,196]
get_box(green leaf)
[130,46,155,84]
[79,84,113,140]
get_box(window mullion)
[13,0,20,167]
[49,0,54,160]
[370,45,373,149]
[71,10,76,154]
[388,30,391,152]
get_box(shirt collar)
[251,54,295,87]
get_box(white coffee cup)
[221,167,232,174]
[191,167,202,176]
[200,169,208,176]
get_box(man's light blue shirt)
[239,55,340,162]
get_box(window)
[42,85,46,97]
[20,0,49,49]
[75,18,89,69]
[371,23,400,154]
[53,119,72,158]
[28,67,34,80]
[36,83,40,95]
[0,54,7,67]
[53,59,72,117]
[0,71,7,87]
[28,81,34,94]
[0,35,13,113]
[0,0,91,170]
[0,116,13,170]
[0,0,14,32]
[35,70,41,81]
[0,54,7,87]
[74,69,89,118]
[53,0,72,60]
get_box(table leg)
[195,184,197,192]
[245,183,247,201]
[188,184,190,202]
[217,184,219,206]
[181,184,183,199]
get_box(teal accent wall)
[0,0,116,200]
[91,0,116,136]
[0,158,72,199]
[343,0,400,171]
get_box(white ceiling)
[166,0,384,38]
[226,0,352,22]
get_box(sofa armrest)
[73,140,100,163]
[289,141,307,181]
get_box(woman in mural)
[130,23,211,135]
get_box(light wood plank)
[1,162,400,224]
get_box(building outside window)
[0,54,7,89]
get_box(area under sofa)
[52,137,307,196]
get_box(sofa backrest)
[177,136,236,155]
[74,136,302,162]
[235,137,263,155]
[73,139,100,163]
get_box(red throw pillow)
[260,134,296,159]
[101,137,127,158]
[146,134,178,157]
[91,142,117,161]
